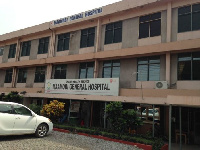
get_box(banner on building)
[45,78,119,96]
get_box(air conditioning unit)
[155,81,168,89]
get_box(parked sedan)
[0,101,53,137]
[142,109,159,120]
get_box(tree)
[41,100,65,122]
[106,102,143,134]
[3,91,23,103]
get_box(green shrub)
[29,103,42,115]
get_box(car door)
[0,103,15,135]
[13,104,37,134]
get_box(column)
[48,29,56,57]
[95,18,102,53]
[166,53,170,86]
[46,64,53,80]
[15,38,21,61]
[167,2,172,43]
[11,67,17,88]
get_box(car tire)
[35,123,48,138]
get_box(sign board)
[45,78,119,96]
[51,7,103,26]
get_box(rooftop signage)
[51,7,103,26]
[45,78,119,96]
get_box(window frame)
[54,64,67,79]
[178,3,200,33]
[79,62,94,79]
[80,27,95,48]
[17,68,27,83]
[177,51,200,80]
[137,56,160,81]
[8,44,17,58]
[57,33,70,52]
[21,41,31,57]
[102,60,120,78]
[38,37,49,54]
[139,12,161,39]
[34,66,46,83]
[105,21,122,45]
[4,69,13,83]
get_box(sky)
[0,0,121,35]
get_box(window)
[13,105,32,116]
[0,104,13,114]
[21,41,31,56]
[102,60,120,78]
[79,62,94,79]
[139,12,161,39]
[54,64,67,79]
[178,3,200,33]
[137,56,160,81]
[80,27,95,48]
[105,21,122,44]
[0,47,4,56]
[38,37,49,54]
[34,66,46,83]
[57,33,70,51]
[178,52,200,80]
[4,69,13,83]
[8,44,17,58]
[17,69,27,83]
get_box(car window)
[0,104,13,114]
[13,105,32,116]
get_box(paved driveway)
[0,131,141,150]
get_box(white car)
[0,101,53,138]
[142,109,159,120]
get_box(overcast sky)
[0,0,121,35]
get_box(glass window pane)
[114,21,122,28]
[138,65,148,81]
[113,28,122,43]
[178,14,191,32]
[103,67,111,78]
[0,104,12,113]
[87,68,94,78]
[103,61,112,67]
[178,5,191,15]
[64,38,69,50]
[81,29,87,35]
[113,60,120,66]
[151,12,161,20]
[193,52,200,60]
[139,22,149,39]
[88,34,95,47]
[57,40,63,51]
[138,58,148,64]
[80,69,86,79]
[140,15,150,22]
[44,42,49,53]
[192,12,200,30]
[106,23,113,30]
[80,35,87,48]
[149,56,160,63]
[150,20,161,37]
[193,59,200,80]
[60,70,66,79]
[105,30,113,44]
[88,28,95,33]
[87,62,94,67]
[192,3,200,12]
[149,64,160,81]
[178,61,191,80]
[178,53,191,61]
[112,67,120,78]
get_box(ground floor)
[22,96,200,149]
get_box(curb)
[53,128,152,150]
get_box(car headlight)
[48,119,52,122]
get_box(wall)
[26,67,35,88]
[122,18,139,48]
[69,30,81,55]
[120,58,137,88]
[171,8,178,42]
[29,39,39,60]
[66,63,79,79]
[2,46,9,63]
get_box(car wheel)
[35,124,48,138]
